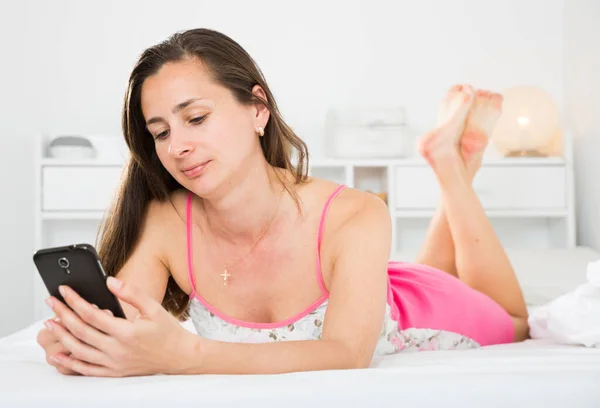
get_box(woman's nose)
[168,143,191,157]
[167,133,194,158]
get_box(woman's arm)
[177,193,392,375]
[110,200,172,320]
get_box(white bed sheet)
[1,321,600,408]
[3,247,599,407]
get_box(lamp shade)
[491,85,562,156]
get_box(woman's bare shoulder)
[133,189,191,247]
[304,177,387,219]
[302,177,391,280]
[302,177,390,238]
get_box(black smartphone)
[33,243,126,319]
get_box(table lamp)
[491,85,563,157]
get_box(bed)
[2,248,600,407]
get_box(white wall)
[564,0,600,253]
[0,0,579,336]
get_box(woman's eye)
[155,130,169,140]
[190,115,207,125]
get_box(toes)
[462,84,475,101]
[438,84,475,125]
[462,90,474,104]
[472,89,498,108]
[449,84,463,93]
[455,86,475,118]
[444,84,466,104]
[472,90,485,107]
[454,84,475,106]
[490,93,504,109]
[447,84,474,98]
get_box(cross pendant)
[220,266,231,287]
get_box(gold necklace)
[204,187,285,287]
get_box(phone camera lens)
[58,258,70,269]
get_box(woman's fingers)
[56,286,125,336]
[37,325,56,347]
[46,319,110,367]
[37,326,79,375]
[46,296,118,367]
[46,341,79,375]
[92,304,114,316]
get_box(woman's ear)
[251,84,270,128]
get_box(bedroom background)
[0,0,598,337]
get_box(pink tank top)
[185,185,345,329]
[184,185,487,355]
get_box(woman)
[37,28,529,377]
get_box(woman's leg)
[416,85,484,277]
[417,86,529,341]
[415,204,458,276]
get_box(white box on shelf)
[324,107,413,158]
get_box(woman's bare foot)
[418,84,475,172]
[460,90,504,180]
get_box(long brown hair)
[97,28,309,320]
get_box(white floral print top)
[188,296,480,356]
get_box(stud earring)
[257,126,264,137]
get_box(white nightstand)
[308,154,576,254]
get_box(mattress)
[1,321,600,407]
[2,247,600,407]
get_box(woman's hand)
[36,319,78,376]
[43,277,194,377]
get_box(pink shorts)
[386,261,515,346]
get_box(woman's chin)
[182,175,220,198]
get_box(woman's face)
[140,58,268,196]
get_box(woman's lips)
[182,161,210,178]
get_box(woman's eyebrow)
[146,98,205,126]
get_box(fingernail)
[107,276,122,289]
[44,320,53,331]
[45,298,54,308]
[58,286,66,297]
[104,309,114,316]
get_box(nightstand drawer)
[394,165,567,210]
[42,166,123,211]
